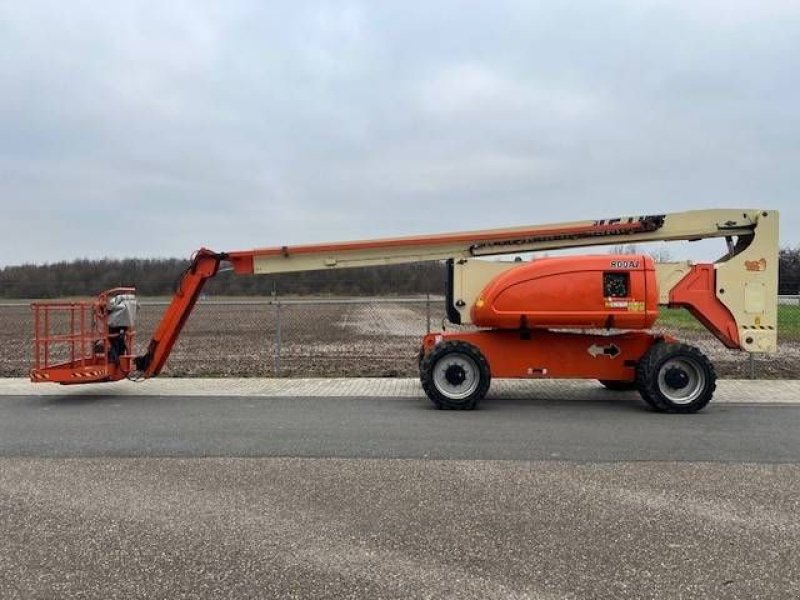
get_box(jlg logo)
[610,260,639,269]
[593,214,665,226]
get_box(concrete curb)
[1,377,798,404]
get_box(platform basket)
[30,288,136,384]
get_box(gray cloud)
[1,0,798,266]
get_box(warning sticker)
[605,299,629,309]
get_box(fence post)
[274,300,282,376]
[426,293,431,334]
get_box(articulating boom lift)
[31,208,778,413]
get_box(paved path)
[2,376,800,402]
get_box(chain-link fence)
[2,296,799,379]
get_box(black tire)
[420,341,491,410]
[598,379,638,391]
[635,342,716,413]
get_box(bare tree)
[608,244,639,255]
[649,247,672,263]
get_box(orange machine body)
[421,329,673,381]
[471,255,659,331]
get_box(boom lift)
[30,208,778,413]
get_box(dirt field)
[2,299,798,379]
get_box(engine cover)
[470,254,658,330]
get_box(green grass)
[779,304,800,338]
[657,306,800,339]
[656,308,706,331]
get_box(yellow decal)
[745,258,767,272]
[606,299,645,311]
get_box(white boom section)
[246,209,767,273]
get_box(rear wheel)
[636,342,716,413]
[420,341,491,410]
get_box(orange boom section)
[471,255,659,330]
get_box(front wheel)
[635,342,716,413]
[420,341,491,410]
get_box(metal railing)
[1,296,798,379]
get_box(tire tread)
[635,342,716,413]
[420,341,491,410]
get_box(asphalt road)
[1,393,799,599]
[0,394,799,461]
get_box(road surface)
[1,393,799,461]
[1,381,798,599]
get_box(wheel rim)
[656,357,706,405]
[432,353,480,400]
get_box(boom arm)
[134,249,228,377]
[134,208,777,379]
[225,209,760,275]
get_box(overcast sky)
[1,1,798,267]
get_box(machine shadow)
[415,389,652,414]
[477,382,653,413]
[33,393,151,407]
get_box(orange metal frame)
[669,264,740,349]
[135,249,225,378]
[30,288,136,384]
[421,329,673,381]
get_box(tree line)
[0,258,447,298]
[779,247,800,295]
[1,248,799,298]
